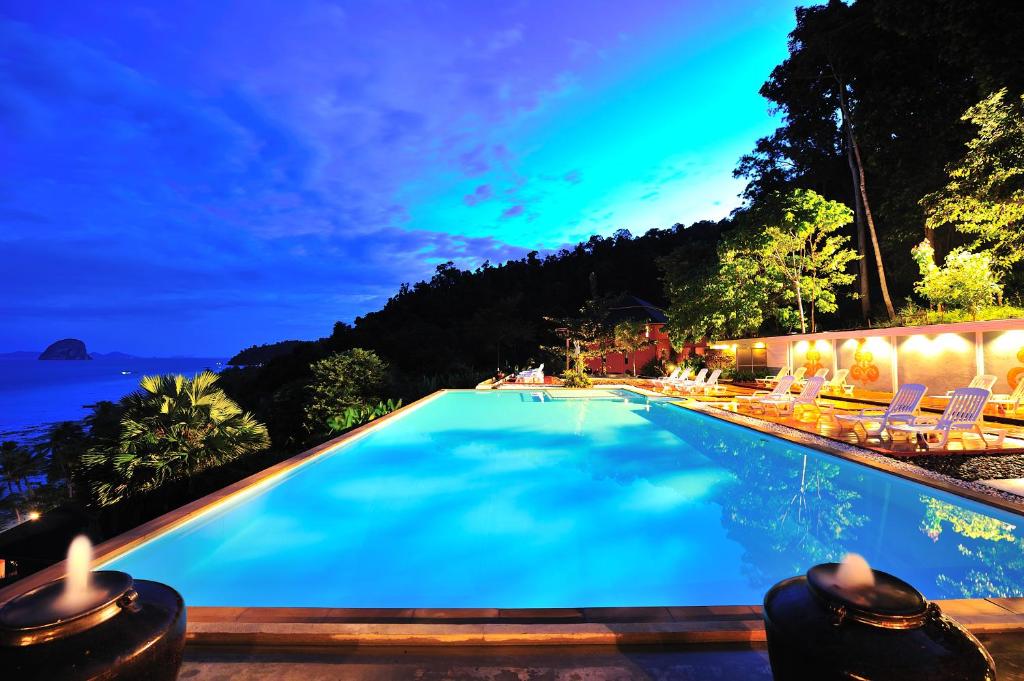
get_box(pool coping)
[4,387,1024,647]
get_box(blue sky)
[0,1,797,356]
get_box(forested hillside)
[220,0,1024,448]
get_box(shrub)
[304,349,389,440]
[83,372,270,506]
[561,368,593,388]
[911,241,1003,316]
[326,399,402,434]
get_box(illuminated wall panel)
[897,333,975,394]
[790,339,834,378]
[983,330,1024,393]
[837,337,892,391]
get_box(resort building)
[722,318,1024,395]
[585,294,706,375]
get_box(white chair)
[698,368,724,395]
[751,376,826,417]
[834,383,926,440]
[887,388,1001,450]
[933,374,997,400]
[797,368,829,387]
[653,367,683,388]
[756,367,789,388]
[786,367,807,390]
[684,368,722,394]
[991,380,1024,415]
[659,367,692,392]
[668,368,708,392]
[824,368,853,396]
[736,375,796,408]
[518,364,544,384]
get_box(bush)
[639,356,668,377]
[326,399,402,434]
[911,241,1002,316]
[561,368,593,388]
[304,349,389,440]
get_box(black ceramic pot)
[0,570,186,680]
[763,563,996,681]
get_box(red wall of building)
[585,323,706,375]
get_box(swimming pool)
[103,389,1024,608]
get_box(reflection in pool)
[104,390,1024,607]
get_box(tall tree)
[922,89,1024,277]
[662,190,856,340]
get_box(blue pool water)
[104,390,1024,608]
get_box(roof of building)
[605,294,668,325]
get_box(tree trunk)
[795,279,807,333]
[834,71,895,320]
[850,126,896,319]
[843,122,871,319]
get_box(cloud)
[463,184,493,206]
[563,169,583,184]
[501,205,525,219]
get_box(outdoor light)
[26,512,40,521]
[763,556,995,680]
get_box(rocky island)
[38,338,92,360]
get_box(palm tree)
[613,320,654,377]
[0,441,39,523]
[39,421,87,500]
[83,372,270,506]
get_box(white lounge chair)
[834,383,926,440]
[756,367,789,388]
[991,380,1024,415]
[933,374,996,400]
[823,369,853,396]
[797,368,829,387]
[750,376,826,417]
[669,368,708,391]
[659,367,692,392]
[698,368,724,395]
[518,364,544,384]
[887,387,1001,450]
[653,367,684,388]
[683,368,722,394]
[735,375,796,408]
[786,367,807,390]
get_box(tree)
[304,349,389,440]
[38,421,87,500]
[0,441,38,522]
[83,372,270,506]
[664,190,856,341]
[613,320,654,376]
[922,89,1024,273]
[911,240,1003,317]
[751,191,857,333]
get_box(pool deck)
[3,386,1024,653]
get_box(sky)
[0,1,798,356]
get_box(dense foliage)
[81,372,270,506]
[662,190,856,341]
[304,349,390,441]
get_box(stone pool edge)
[181,600,1024,647]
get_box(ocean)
[0,357,226,441]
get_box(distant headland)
[38,338,91,360]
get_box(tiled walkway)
[180,634,1024,680]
